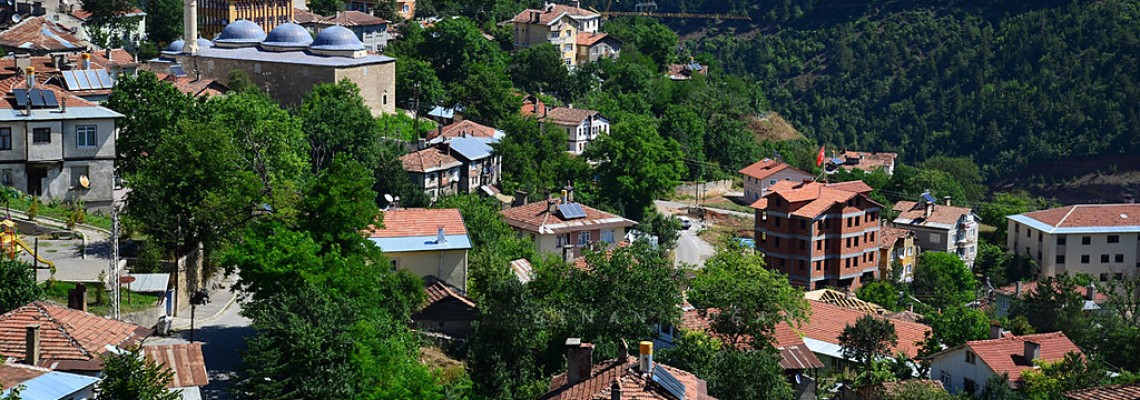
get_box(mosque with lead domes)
[145,19,396,115]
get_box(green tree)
[467,275,548,400]
[80,0,137,47]
[921,156,986,203]
[857,280,902,311]
[373,151,431,209]
[602,17,678,68]
[636,210,681,250]
[585,114,684,220]
[144,0,183,44]
[703,349,793,400]
[1,383,22,399]
[301,80,383,173]
[299,155,378,253]
[979,191,1055,241]
[450,64,520,125]
[839,314,898,370]
[688,242,809,349]
[419,17,506,84]
[309,0,343,16]
[922,306,988,348]
[1010,275,1094,346]
[911,252,977,309]
[0,259,40,313]
[979,373,1022,400]
[509,43,569,95]
[1021,352,1106,400]
[106,71,196,177]
[395,58,446,118]
[881,380,955,400]
[96,346,181,400]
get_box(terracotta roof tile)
[0,302,151,370]
[0,17,90,53]
[994,281,1108,303]
[501,199,636,235]
[511,4,599,25]
[368,208,467,238]
[964,332,1082,382]
[144,343,208,388]
[1019,204,1140,229]
[0,362,48,388]
[680,309,824,370]
[159,74,228,97]
[400,146,461,173]
[324,11,388,26]
[576,32,610,46]
[71,7,145,20]
[1064,383,1140,400]
[540,107,599,126]
[878,226,912,247]
[542,356,715,400]
[423,281,475,308]
[520,96,546,117]
[0,77,99,109]
[893,201,974,227]
[802,300,931,358]
[430,120,498,141]
[738,158,803,181]
[753,180,881,219]
[510,259,534,283]
[827,180,874,194]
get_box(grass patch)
[1,192,112,231]
[43,281,161,316]
[697,214,754,248]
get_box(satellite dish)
[10,14,21,23]
[78,175,90,189]
[384,194,394,203]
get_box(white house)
[893,193,980,267]
[926,331,1082,396]
[538,107,608,155]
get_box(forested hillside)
[682,0,1140,179]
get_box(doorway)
[26,167,46,196]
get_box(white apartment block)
[1007,204,1140,280]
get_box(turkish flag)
[816,146,826,167]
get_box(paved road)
[674,219,715,268]
[654,199,755,219]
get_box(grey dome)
[215,20,266,44]
[310,26,364,51]
[197,38,214,48]
[262,23,312,48]
[165,40,185,52]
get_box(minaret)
[182,0,199,54]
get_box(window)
[768,179,776,185]
[0,169,9,185]
[70,166,88,189]
[1057,236,1066,245]
[774,217,781,227]
[1116,254,1125,263]
[577,231,590,246]
[798,260,805,271]
[390,259,398,272]
[939,371,952,390]
[600,229,614,243]
[1100,273,1109,282]
[1102,254,1110,263]
[964,378,977,395]
[1081,255,1090,264]
[1116,272,1125,280]
[799,239,806,250]
[800,219,806,230]
[0,128,9,150]
[1056,255,1065,264]
[847,218,852,228]
[931,233,941,244]
[1027,229,1032,238]
[75,125,97,147]
[1108,235,1120,243]
[774,237,780,247]
[1082,236,1091,245]
[32,128,50,144]
[815,261,821,271]
[816,240,822,251]
[966,351,976,364]
[868,252,874,262]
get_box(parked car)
[676,216,692,230]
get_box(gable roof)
[1065,383,1140,400]
[447,136,497,161]
[369,208,468,238]
[576,32,611,46]
[159,74,229,97]
[1011,204,1140,234]
[962,332,1082,382]
[0,302,151,371]
[738,158,811,181]
[541,356,715,400]
[893,200,974,230]
[0,362,100,399]
[501,199,636,235]
[511,4,599,25]
[804,289,886,314]
[400,146,461,173]
[751,180,882,219]
[70,7,145,21]
[0,17,90,52]
[800,300,931,359]
[143,343,208,388]
[430,119,502,141]
[423,281,475,309]
[540,107,601,126]
[878,226,913,248]
[680,309,824,370]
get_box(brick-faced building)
[752,180,883,290]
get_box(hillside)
[748,112,805,143]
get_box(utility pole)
[412,82,421,135]
[109,204,120,320]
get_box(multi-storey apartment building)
[752,180,883,290]
[1006,204,1140,280]
[510,3,612,68]
[893,193,979,267]
[199,0,294,38]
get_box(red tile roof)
[878,226,912,248]
[1019,204,1140,229]
[826,180,874,194]
[368,208,467,238]
[158,74,228,97]
[680,309,824,370]
[429,120,498,141]
[0,362,48,388]
[801,300,931,358]
[0,17,90,53]
[994,281,1108,303]
[542,356,715,400]
[293,8,325,24]
[423,281,475,309]
[510,258,534,283]
[0,77,99,109]
[501,199,636,235]
[540,107,600,126]
[893,200,974,227]
[738,158,807,181]
[0,50,134,81]
[520,95,547,117]
[963,332,1082,382]
[665,63,708,80]
[752,180,881,219]
[837,150,897,172]
[70,7,145,20]
[324,11,389,26]
[576,32,610,46]
[0,302,151,370]
[144,343,208,388]
[511,4,599,25]
[1064,383,1140,400]
[400,146,461,173]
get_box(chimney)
[437,227,446,244]
[25,325,40,366]
[617,339,629,361]
[417,138,426,150]
[183,0,199,54]
[943,196,952,206]
[1086,282,1097,301]
[1015,281,1023,296]
[104,48,112,60]
[566,338,594,386]
[513,190,528,207]
[1024,340,1040,362]
[67,283,87,312]
[532,99,539,113]
[638,341,653,374]
[989,322,1004,339]
[547,199,558,214]
[14,53,31,71]
[924,201,933,219]
[80,52,90,70]
[610,380,622,400]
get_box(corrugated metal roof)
[194,46,393,67]
[370,234,472,253]
[448,136,496,160]
[2,370,99,399]
[126,273,170,293]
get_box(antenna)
[384,193,394,203]
[109,202,121,320]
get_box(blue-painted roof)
[193,45,394,67]
[448,136,497,160]
[215,20,267,44]
[2,370,100,399]
[311,26,364,51]
[428,106,455,119]
[263,23,313,48]
[371,234,472,252]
